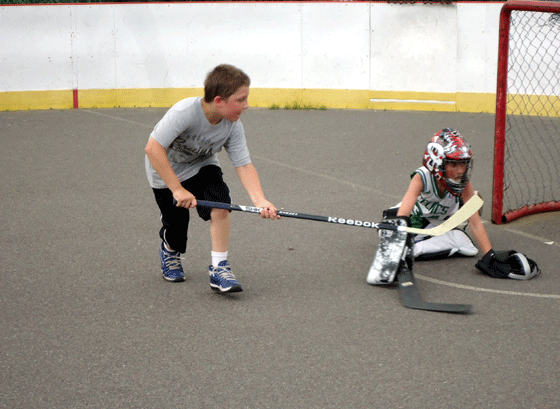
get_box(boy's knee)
[211,208,230,220]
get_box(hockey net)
[492,0,560,224]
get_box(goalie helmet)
[423,128,473,196]
[507,252,541,280]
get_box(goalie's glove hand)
[393,216,416,249]
[394,215,411,226]
[378,215,410,239]
[475,249,540,280]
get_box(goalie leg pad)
[367,218,408,285]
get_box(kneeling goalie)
[367,128,540,285]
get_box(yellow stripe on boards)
[2,87,554,116]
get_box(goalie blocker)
[367,216,412,285]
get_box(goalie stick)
[191,195,483,237]
[398,267,471,314]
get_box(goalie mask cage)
[492,0,560,224]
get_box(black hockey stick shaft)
[194,197,482,236]
[196,200,403,233]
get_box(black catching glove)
[475,249,541,280]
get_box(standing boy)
[145,64,279,293]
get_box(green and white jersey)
[410,166,460,229]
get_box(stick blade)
[406,195,484,237]
[398,268,471,314]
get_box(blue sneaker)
[160,242,185,282]
[209,261,243,293]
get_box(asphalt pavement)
[1,107,559,409]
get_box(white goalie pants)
[414,227,478,259]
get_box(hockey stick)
[194,195,483,237]
[398,267,471,314]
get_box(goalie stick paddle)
[192,195,483,237]
[397,267,471,314]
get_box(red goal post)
[492,0,560,224]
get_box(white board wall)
[0,2,504,110]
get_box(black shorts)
[151,165,231,253]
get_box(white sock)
[211,251,228,267]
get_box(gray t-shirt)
[145,97,251,188]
